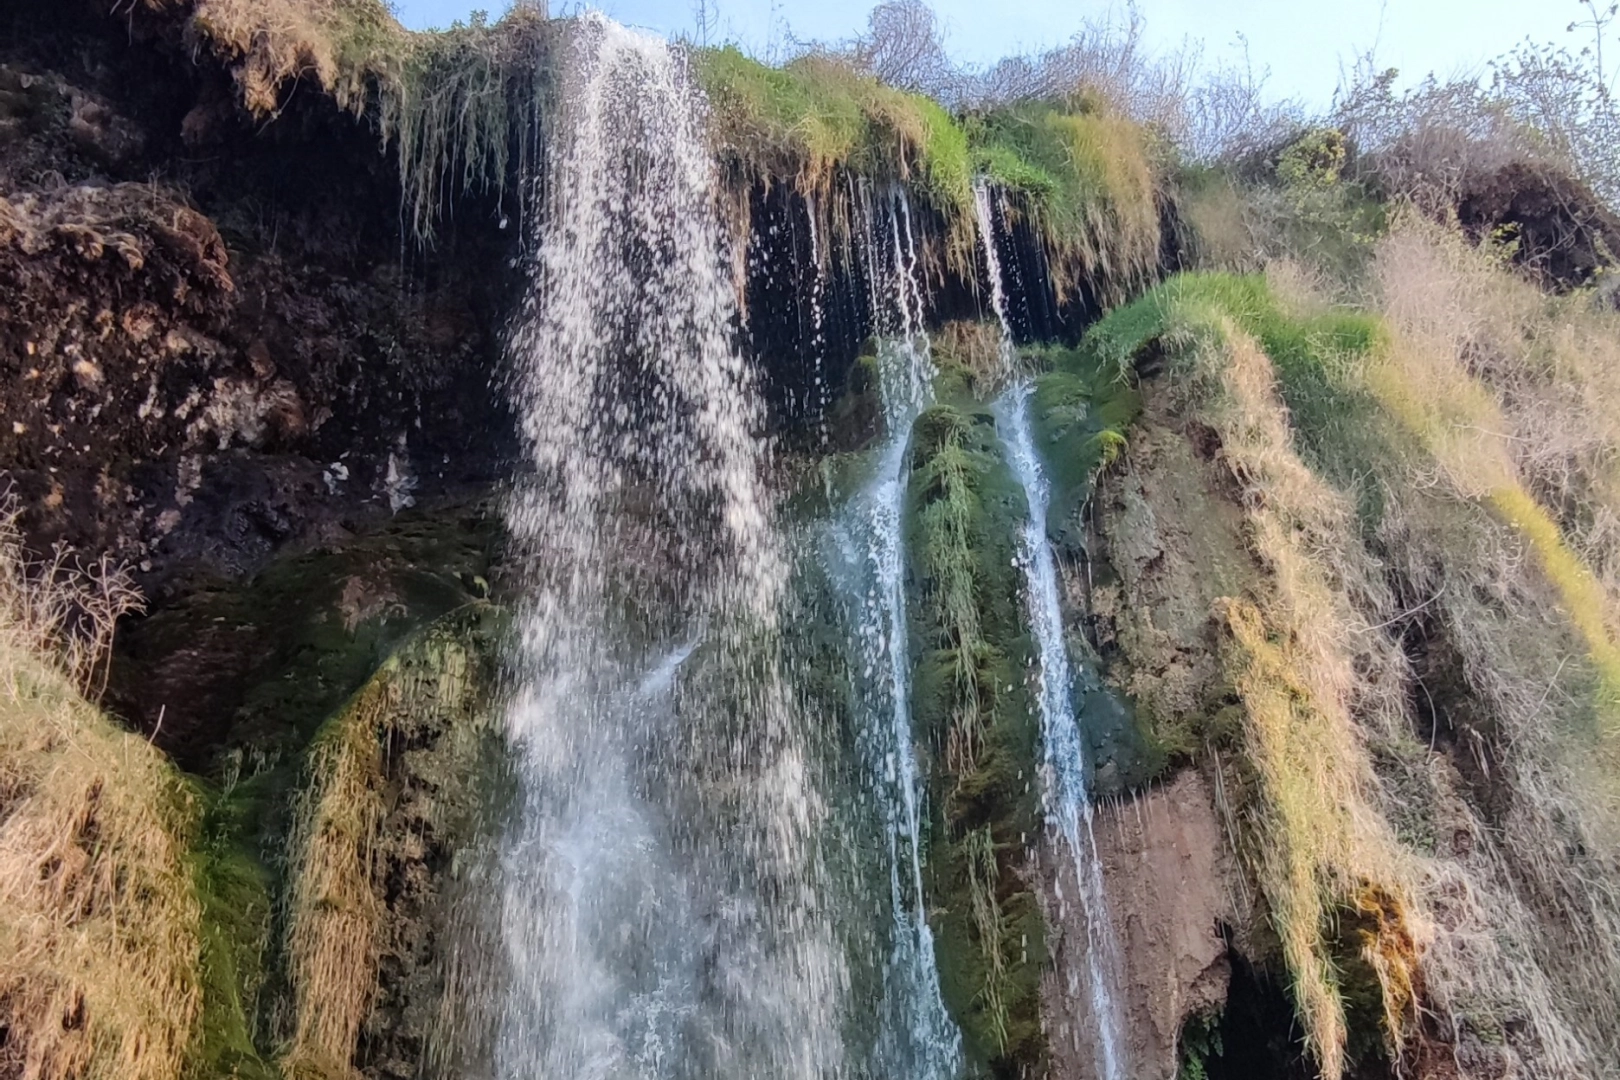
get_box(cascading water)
[826,185,962,1080]
[976,179,1127,1080]
[499,15,843,1079]
[972,179,1018,376]
[995,388,1128,1080]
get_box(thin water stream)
[977,178,1129,1080]
[996,386,1128,1080]
[827,188,963,1080]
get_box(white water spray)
[976,177,1127,1080]
[996,385,1128,1080]
[498,15,842,1079]
[973,179,1018,376]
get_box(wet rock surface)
[1040,770,1233,1080]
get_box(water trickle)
[826,187,962,1080]
[973,179,1018,376]
[499,15,842,1079]
[996,384,1128,1080]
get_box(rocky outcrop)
[0,3,519,603]
[1042,771,1234,1080]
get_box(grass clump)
[697,46,972,209]
[162,0,409,117]
[161,0,551,246]
[1082,281,1418,1079]
[1093,229,1620,1073]
[0,496,206,1080]
[0,666,203,1080]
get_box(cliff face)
[4,6,1620,1080]
[0,0,518,607]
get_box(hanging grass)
[969,98,1162,301]
[1086,251,1620,1075]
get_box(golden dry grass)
[1113,212,1620,1075]
[1174,318,1419,1079]
[280,628,490,1080]
[160,0,405,117]
[0,498,200,1080]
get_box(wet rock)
[1042,770,1234,1080]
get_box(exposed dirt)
[1454,160,1620,291]
[1089,392,1258,758]
[1040,770,1235,1080]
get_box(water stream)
[497,16,842,1079]
[996,385,1128,1080]
[977,177,1128,1080]
[827,187,963,1080]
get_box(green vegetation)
[696,47,1161,294]
[698,47,972,211]
[1024,341,1141,525]
[970,99,1162,298]
[902,380,1046,1072]
[1089,186,1620,1071]
[1081,274,1417,1079]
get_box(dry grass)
[0,497,201,1080]
[161,0,405,117]
[1372,217,1620,714]
[1170,315,1419,1079]
[1117,214,1620,1074]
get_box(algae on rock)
[282,609,508,1080]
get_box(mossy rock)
[109,501,498,773]
[904,398,1046,1076]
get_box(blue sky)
[392,0,1585,106]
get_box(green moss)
[967,99,1162,298]
[1024,343,1141,526]
[904,398,1045,1074]
[189,786,277,1080]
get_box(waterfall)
[498,15,843,1080]
[977,179,1127,1079]
[996,385,1127,1080]
[828,186,963,1079]
[972,179,1018,376]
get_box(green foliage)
[1177,1010,1224,1080]
[697,45,972,212]
[969,99,1162,298]
[904,397,1046,1074]
[378,6,551,245]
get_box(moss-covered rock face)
[903,396,1045,1075]
[91,502,510,1080]
[280,609,510,1080]
[108,503,497,771]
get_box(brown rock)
[1043,770,1234,1080]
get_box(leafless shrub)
[846,0,956,97]
[0,488,143,699]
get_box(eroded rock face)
[1040,770,1233,1080]
[0,13,519,600]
